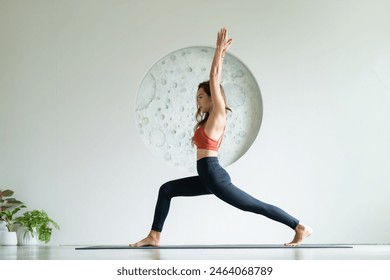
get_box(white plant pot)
[0,231,17,246]
[16,228,39,246]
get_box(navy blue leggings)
[151,157,299,232]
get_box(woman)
[131,28,312,247]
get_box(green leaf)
[4,198,24,204]
[0,190,14,197]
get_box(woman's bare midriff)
[197,149,218,160]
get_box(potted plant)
[15,209,60,244]
[0,189,26,245]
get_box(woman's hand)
[216,27,233,57]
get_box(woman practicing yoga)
[131,28,312,247]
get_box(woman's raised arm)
[208,28,233,123]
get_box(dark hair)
[191,81,232,145]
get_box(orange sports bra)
[193,126,224,151]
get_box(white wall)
[0,0,389,245]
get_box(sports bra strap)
[215,127,225,147]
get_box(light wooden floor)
[0,244,389,260]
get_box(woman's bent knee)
[158,181,175,198]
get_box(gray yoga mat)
[75,244,353,250]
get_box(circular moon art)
[136,46,263,172]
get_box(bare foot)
[130,230,161,247]
[284,223,313,246]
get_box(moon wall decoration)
[136,46,263,172]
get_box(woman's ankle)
[149,230,161,241]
